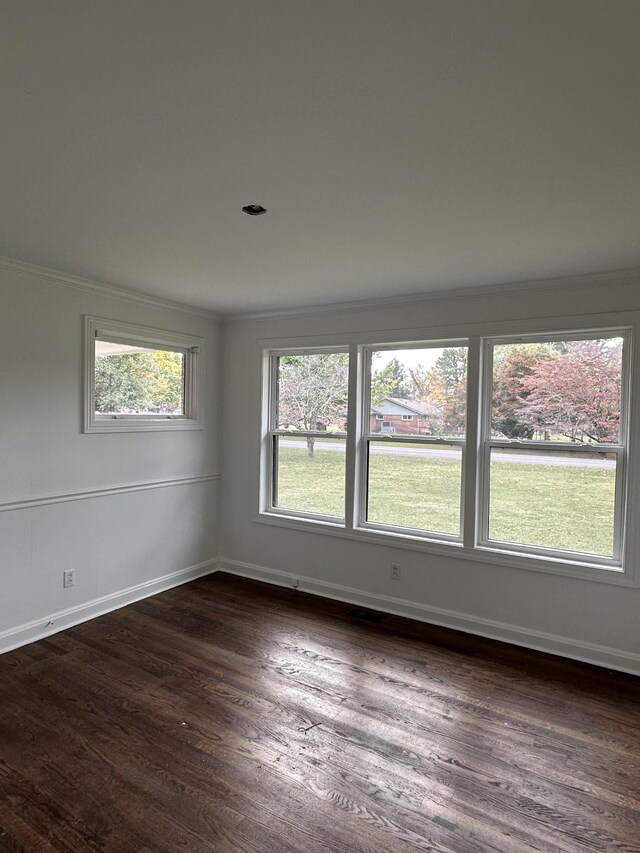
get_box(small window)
[401,414,413,421]
[84,317,203,432]
[375,414,384,420]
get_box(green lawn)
[275,446,616,557]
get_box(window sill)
[254,511,638,587]
[85,418,202,433]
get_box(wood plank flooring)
[1,572,639,852]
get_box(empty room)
[1,1,639,851]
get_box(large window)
[266,350,348,520]
[261,325,633,579]
[84,317,203,432]
[363,344,467,539]
[480,333,627,563]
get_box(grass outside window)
[275,445,616,556]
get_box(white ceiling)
[2,0,639,314]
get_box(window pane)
[491,337,623,443]
[276,353,349,431]
[488,448,617,557]
[370,346,467,438]
[367,441,462,536]
[95,340,185,415]
[274,435,345,518]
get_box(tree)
[434,348,467,393]
[491,344,552,438]
[518,339,622,443]
[405,364,434,401]
[277,353,349,456]
[145,350,184,412]
[94,351,184,414]
[371,357,402,406]
[384,357,410,398]
[428,348,468,434]
[440,377,466,435]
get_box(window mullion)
[476,338,494,547]
[462,335,481,548]
[355,346,373,529]
[612,445,625,563]
[613,329,632,564]
[271,434,279,510]
[344,344,360,530]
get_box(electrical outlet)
[390,562,402,580]
[63,569,75,589]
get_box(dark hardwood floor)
[1,573,639,852]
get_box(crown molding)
[3,253,639,325]
[223,267,640,324]
[0,254,222,322]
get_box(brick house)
[369,397,442,434]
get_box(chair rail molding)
[0,473,221,513]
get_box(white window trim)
[401,414,413,420]
[84,316,204,433]
[257,313,640,587]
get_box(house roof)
[372,398,441,417]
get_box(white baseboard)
[5,555,638,677]
[216,557,640,677]
[0,559,217,655]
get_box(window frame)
[476,329,630,567]
[84,316,204,433]
[258,316,638,587]
[357,341,468,543]
[263,346,349,523]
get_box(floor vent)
[347,607,383,624]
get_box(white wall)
[0,262,221,651]
[220,272,640,674]
[3,261,639,674]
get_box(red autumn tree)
[517,339,622,443]
[492,343,555,438]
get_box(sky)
[372,346,447,374]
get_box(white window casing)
[263,347,348,523]
[84,316,204,432]
[357,341,468,544]
[258,316,638,586]
[476,330,630,568]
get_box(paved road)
[279,439,615,469]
